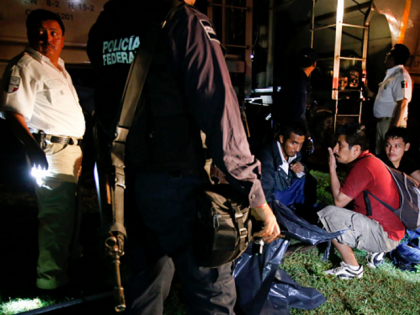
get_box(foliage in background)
[310,169,346,206]
[310,170,333,205]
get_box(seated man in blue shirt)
[258,120,317,222]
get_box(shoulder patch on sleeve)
[199,20,220,44]
[7,76,20,93]
[401,80,408,88]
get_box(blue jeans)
[126,170,236,315]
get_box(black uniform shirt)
[274,67,310,123]
[88,1,265,208]
[378,152,419,175]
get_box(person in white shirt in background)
[373,44,412,154]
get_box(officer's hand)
[290,161,304,174]
[27,142,48,170]
[328,147,336,171]
[251,203,281,244]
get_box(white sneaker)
[366,252,384,268]
[324,261,364,279]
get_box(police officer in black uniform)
[87,1,280,314]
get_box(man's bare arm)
[391,98,408,127]
[4,111,48,169]
[328,147,352,208]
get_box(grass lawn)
[0,298,56,315]
[2,249,419,315]
[283,247,420,315]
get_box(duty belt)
[33,131,82,149]
[46,135,82,146]
[377,117,392,121]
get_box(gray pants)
[318,206,400,253]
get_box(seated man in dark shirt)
[258,120,317,221]
[377,126,420,182]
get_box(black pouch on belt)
[33,130,47,150]
[193,184,252,268]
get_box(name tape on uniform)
[102,36,140,66]
[199,20,220,44]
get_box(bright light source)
[336,0,344,23]
[31,165,49,186]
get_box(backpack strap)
[234,207,248,252]
[359,154,398,216]
[363,191,373,216]
[363,190,396,217]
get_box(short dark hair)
[336,123,369,152]
[26,9,65,35]
[275,120,308,140]
[390,44,410,65]
[297,48,318,68]
[385,126,409,144]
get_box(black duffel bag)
[194,184,252,268]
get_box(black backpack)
[364,162,420,230]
